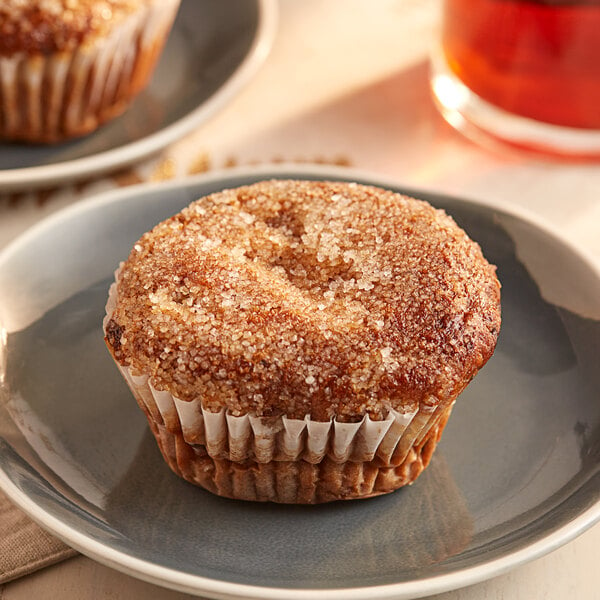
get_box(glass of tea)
[430,0,600,158]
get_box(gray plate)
[0,0,277,192]
[0,166,599,600]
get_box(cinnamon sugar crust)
[0,0,145,55]
[105,180,501,422]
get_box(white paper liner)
[177,380,417,463]
[0,0,180,142]
[117,363,429,465]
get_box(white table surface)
[1,1,599,598]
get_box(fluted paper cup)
[0,0,180,143]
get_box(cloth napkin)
[0,490,77,584]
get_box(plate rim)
[0,0,278,193]
[0,163,599,600]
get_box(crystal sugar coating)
[0,0,146,55]
[105,180,501,422]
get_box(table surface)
[1,1,599,599]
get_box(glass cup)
[430,0,600,158]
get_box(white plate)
[0,0,277,192]
[0,166,599,599]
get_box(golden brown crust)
[0,1,147,55]
[106,180,501,421]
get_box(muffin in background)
[104,180,501,503]
[0,0,180,144]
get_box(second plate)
[0,0,277,191]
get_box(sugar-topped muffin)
[0,0,180,143]
[104,180,501,503]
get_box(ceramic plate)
[0,166,598,599]
[0,0,277,192]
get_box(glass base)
[430,47,600,160]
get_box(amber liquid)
[442,0,600,129]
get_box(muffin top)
[105,180,501,422]
[0,0,147,55]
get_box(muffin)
[0,0,180,143]
[104,180,501,503]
